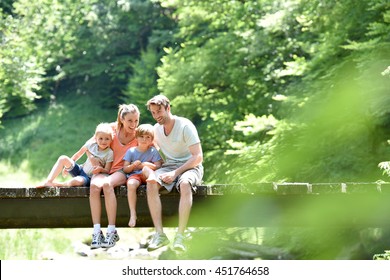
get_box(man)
[145,94,203,252]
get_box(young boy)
[123,124,162,227]
[37,122,114,188]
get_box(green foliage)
[122,1,177,120]
[126,47,160,123]
[55,0,176,107]
[0,9,43,119]
[0,1,14,15]
[154,0,390,183]
[0,0,175,121]
[0,229,73,259]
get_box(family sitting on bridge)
[37,94,204,252]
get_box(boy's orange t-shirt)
[109,124,138,174]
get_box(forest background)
[0,0,389,187]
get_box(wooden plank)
[1,183,390,228]
[0,185,203,228]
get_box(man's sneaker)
[147,232,170,251]
[172,233,187,252]
[90,231,105,249]
[101,231,120,248]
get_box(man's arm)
[175,143,203,176]
[159,143,203,184]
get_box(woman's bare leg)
[89,174,106,225]
[103,172,127,226]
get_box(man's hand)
[159,171,177,184]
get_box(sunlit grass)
[0,95,116,183]
[0,228,76,259]
[0,161,38,187]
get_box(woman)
[89,104,140,249]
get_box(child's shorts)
[127,173,146,184]
[67,163,91,186]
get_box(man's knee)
[146,183,160,196]
[179,182,192,196]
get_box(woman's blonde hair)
[116,104,140,129]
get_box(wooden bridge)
[1,182,390,229]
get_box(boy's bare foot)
[146,174,158,184]
[128,215,137,227]
[36,181,66,188]
[36,181,55,188]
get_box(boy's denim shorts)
[68,163,91,186]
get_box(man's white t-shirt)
[154,116,200,164]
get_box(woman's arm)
[92,161,112,175]
[71,145,88,162]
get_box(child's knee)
[58,155,70,164]
[127,179,139,189]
